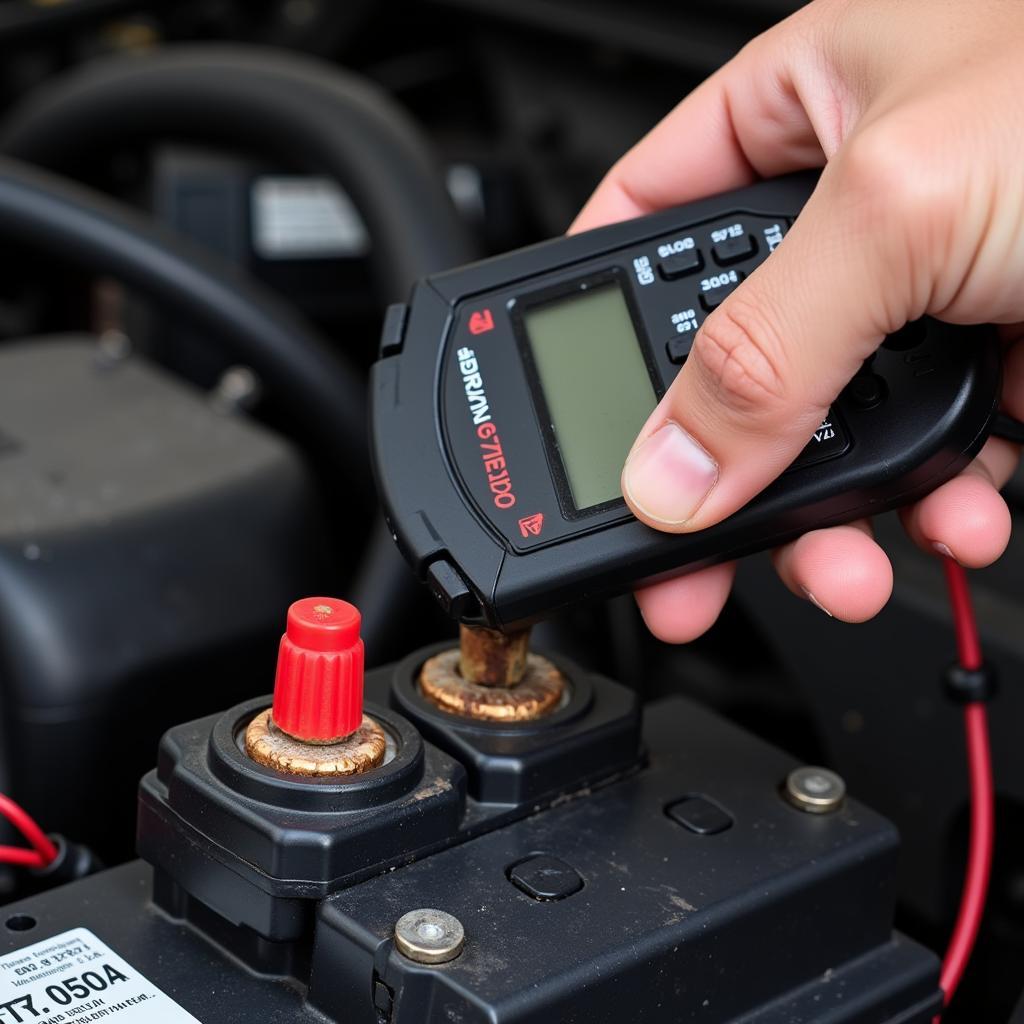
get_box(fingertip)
[635,563,736,644]
[777,526,893,622]
[906,474,1011,568]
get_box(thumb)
[621,155,920,532]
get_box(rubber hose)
[0,44,473,297]
[0,155,369,491]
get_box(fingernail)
[801,586,834,617]
[622,421,718,525]
[933,542,956,560]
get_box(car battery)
[0,601,941,1023]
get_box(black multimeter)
[371,172,1001,631]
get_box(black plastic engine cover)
[0,335,333,857]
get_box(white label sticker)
[0,928,201,1023]
[251,176,369,260]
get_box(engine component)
[418,624,566,722]
[268,597,368,743]
[244,597,388,776]
[244,713,387,777]
[393,908,465,965]
[0,43,481,659]
[137,615,642,943]
[0,626,939,1023]
[459,624,531,686]
[0,45,472,302]
[418,645,566,721]
[0,336,332,856]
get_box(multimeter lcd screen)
[522,282,658,510]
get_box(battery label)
[0,929,201,1024]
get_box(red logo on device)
[518,513,544,538]
[469,309,495,335]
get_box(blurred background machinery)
[0,1,1019,1020]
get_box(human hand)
[572,0,1024,641]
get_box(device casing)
[372,173,1001,629]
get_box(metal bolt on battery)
[783,766,846,814]
[394,909,465,964]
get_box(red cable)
[0,794,57,867]
[0,847,48,869]
[933,558,994,1020]
[943,558,983,671]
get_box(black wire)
[991,412,1024,445]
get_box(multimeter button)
[666,335,693,364]
[882,319,927,352]
[844,372,888,410]
[379,302,409,357]
[788,413,850,471]
[658,249,703,280]
[699,273,744,311]
[426,559,475,621]
[712,233,757,265]
[666,796,733,836]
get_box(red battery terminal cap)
[271,597,365,743]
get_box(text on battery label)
[0,930,201,1024]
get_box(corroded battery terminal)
[245,597,387,777]
[419,624,566,722]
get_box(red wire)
[0,794,57,867]
[933,558,994,1020]
[0,847,47,869]
[943,558,983,671]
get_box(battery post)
[244,597,388,776]
[418,624,567,721]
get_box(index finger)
[571,26,829,234]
